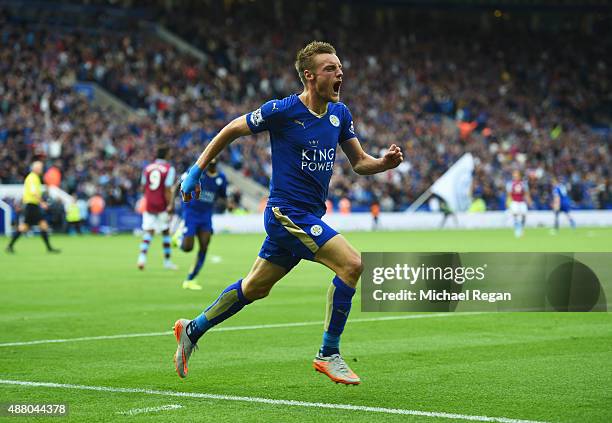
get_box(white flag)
[431,153,474,212]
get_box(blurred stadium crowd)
[1,0,610,219]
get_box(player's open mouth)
[333,81,341,94]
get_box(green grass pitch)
[1,227,611,422]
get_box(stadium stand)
[0,0,610,225]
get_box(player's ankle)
[319,346,340,357]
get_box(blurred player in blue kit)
[551,175,576,232]
[173,158,227,290]
[172,41,403,385]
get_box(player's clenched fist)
[181,165,203,201]
[382,144,403,170]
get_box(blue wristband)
[187,165,203,181]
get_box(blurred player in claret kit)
[172,41,403,385]
[551,175,576,232]
[172,158,228,291]
[507,170,532,238]
[137,146,178,271]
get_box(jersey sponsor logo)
[250,108,264,127]
[329,114,340,127]
[216,177,223,186]
[271,102,278,111]
[199,191,216,203]
[301,147,335,172]
[310,225,323,236]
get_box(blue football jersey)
[553,183,570,208]
[182,171,228,214]
[245,94,356,217]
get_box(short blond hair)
[295,41,336,86]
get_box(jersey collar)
[297,94,329,119]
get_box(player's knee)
[182,243,194,252]
[242,280,272,301]
[340,255,363,286]
[250,286,271,300]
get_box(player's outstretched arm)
[340,138,403,175]
[181,116,252,201]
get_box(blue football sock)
[187,250,207,281]
[186,279,251,344]
[320,276,355,356]
[320,332,340,357]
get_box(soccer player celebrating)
[173,41,403,385]
[5,161,60,253]
[551,175,576,232]
[137,146,178,270]
[174,158,227,290]
[507,170,532,238]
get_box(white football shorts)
[142,211,170,233]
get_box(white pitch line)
[0,379,546,423]
[117,404,183,416]
[0,312,484,348]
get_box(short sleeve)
[245,99,285,134]
[165,166,176,187]
[339,105,357,143]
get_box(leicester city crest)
[310,225,323,236]
[329,115,340,127]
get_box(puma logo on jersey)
[294,119,305,128]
